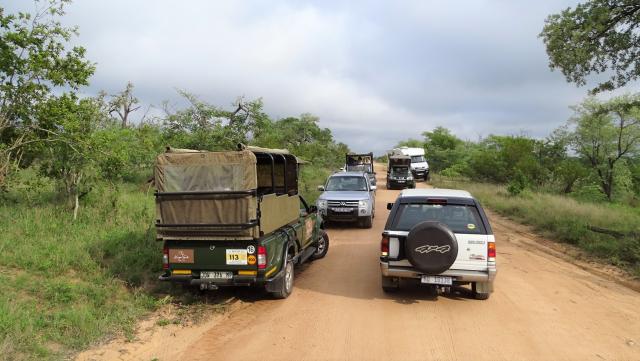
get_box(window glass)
[392,204,486,234]
[325,176,368,191]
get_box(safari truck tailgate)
[164,240,259,281]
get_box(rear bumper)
[380,262,496,283]
[387,179,414,188]
[411,169,429,179]
[159,269,284,287]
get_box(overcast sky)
[10,0,621,154]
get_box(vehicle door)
[298,196,318,248]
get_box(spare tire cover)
[405,221,458,275]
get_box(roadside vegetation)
[0,2,346,359]
[394,112,639,276]
[431,176,640,277]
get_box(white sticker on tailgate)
[226,249,248,265]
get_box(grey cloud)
[6,0,626,155]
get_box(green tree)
[568,94,640,200]
[540,0,640,93]
[0,0,94,185]
[468,135,541,184]
[422,126,464,172]
[38,94,104,219]
[162,91,268,151]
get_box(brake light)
[162,244,169,270]
[258,246,267,269]
[427,198,447,205]
[488,242,496,261]
[381,235,389,257]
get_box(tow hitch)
[200,283,219,291]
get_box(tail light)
[258,246,267,269]
[162,244,169,270]
[488,242,496,261]
[381,235,389,257]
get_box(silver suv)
[380,188,496,299]
[316,172,375,228]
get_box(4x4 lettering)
[415,245,451,254]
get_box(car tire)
[310,232,329,260]
[472,282,491,300]
[381,275,399,292]
[271,255,294,299]
[360,215,373,229]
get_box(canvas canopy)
[155,150,257,192]
[389,155,411,167]
[154,147,300,240]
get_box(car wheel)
[381,275,399,292]
[271,255,294,299]
[360,215,373,229]
[311,232,329,260]
[472,282,490,300]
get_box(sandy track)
[78,167,640,361]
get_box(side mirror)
[317,185,325,191]
[339,167,345,171]
[387,202,394,210]
[309,205,318,213]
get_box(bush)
[507,171,529,196]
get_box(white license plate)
[201,271,232,279]
[331,207,352,212]
[397,180,405,183]
[421,275,452,285]
[226,249,248,265]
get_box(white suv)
[380,188,496,299]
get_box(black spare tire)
[405,221,458,275]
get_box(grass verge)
[431,175,640,277]
[0,163,338,360]
[0,182,164,360]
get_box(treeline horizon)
[392,94,640,205]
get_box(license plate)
[421,275,452,285]
[201,271,232,279]
[226,249,248,265]
[397,180,405,183]
[331,207,352,212]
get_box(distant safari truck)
[387,154,415,189]
[155,145,328,298]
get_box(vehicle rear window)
[391,203,487,234]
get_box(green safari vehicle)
[155,145,329,298]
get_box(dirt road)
[79,167,640,361]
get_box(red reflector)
[427,198,447,205]
[381,235,389,256]
[162,245,169,270]
[258,246,267,269]
[488,242,496,258]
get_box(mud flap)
[475,281,493,293]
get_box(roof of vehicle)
[331,171,367,177]
[399,188,473,199]
[390,147,425,156]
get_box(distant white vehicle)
[390,147,429,180]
